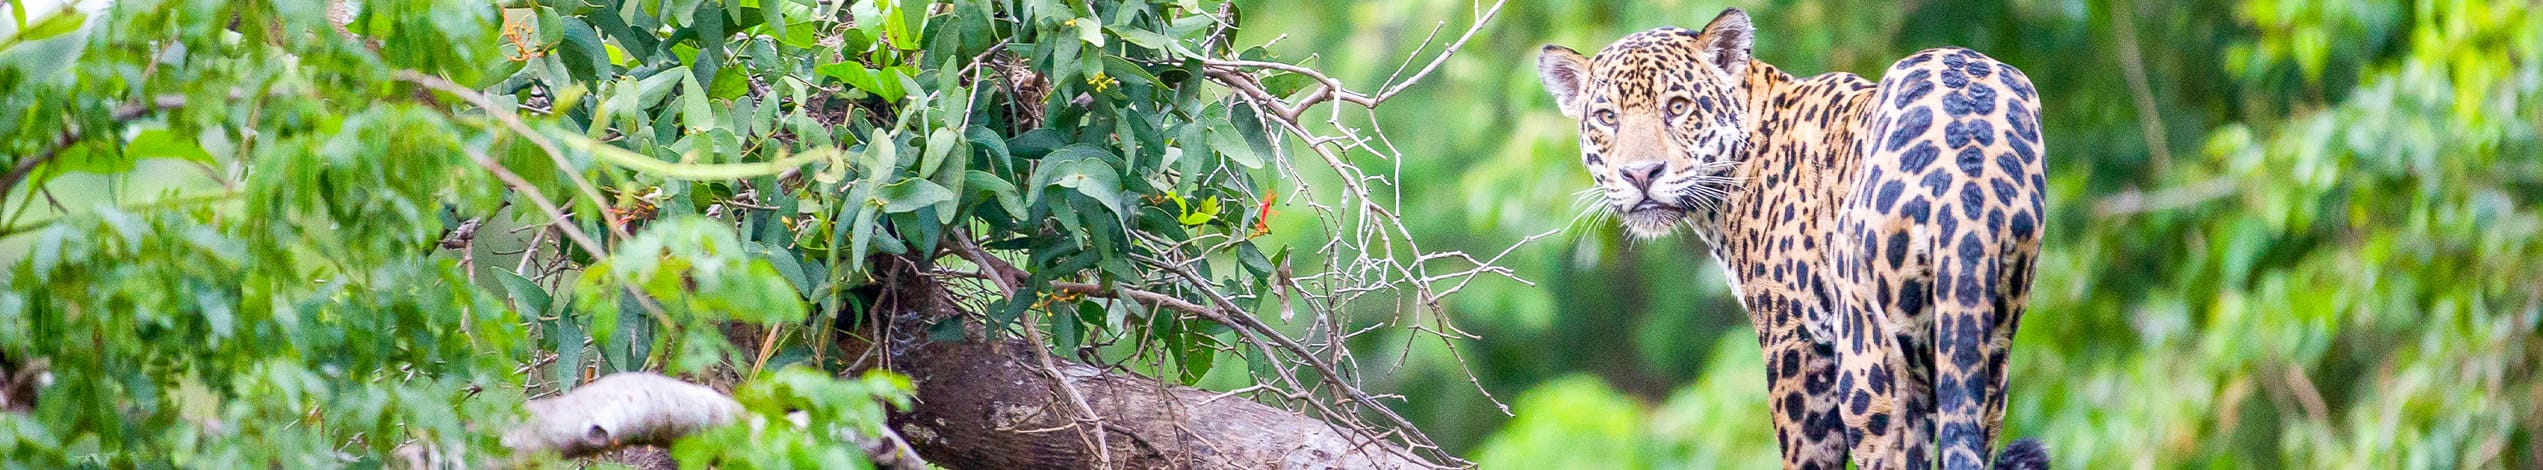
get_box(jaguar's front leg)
[1758,327,1851,470]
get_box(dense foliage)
[0,0,1486,466]
[1239,0,2541,467]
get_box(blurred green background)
[1232,0,2543,467]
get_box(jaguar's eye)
[1666,98,1692,118]
[1593,109,1618,126]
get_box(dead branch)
[1135,254,1453,462]
[502,372,742,459]
[2110,0,2176,172]
[1199,0,1507,121]
[2093,178,2237,217]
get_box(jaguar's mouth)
[1618,200,1687,238]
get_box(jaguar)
[1536,8,2051,470]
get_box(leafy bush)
[0,0,1511,466]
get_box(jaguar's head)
[1539,9,1756,239]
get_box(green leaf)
[1072,16,1104,47]
[1206,119,1262,169]
[1109,27,1195,58]
[918,127,958,178]
[816,63,908,102]
[1051,302,1086,353]
[847,197,878,272]
[876,178,954,213]
[1237,241,1274,277]
[557,18,610,82]
[1178,196,1219,226]
[777,18,818,48]
[1050,157,1124,219]
[1051,24,1082,84]
[548,299,586,383]
[963,170,1026,217]
[682,70,714,133]
[848,0,887,44]
[1102,56,1161,89]
[48,141,132,178]
[497,271,553,315]
[535,6,565,46]
[1260,71,1316,97]
[889,0,926,50]
[751,89,779,138]
[757,0,787,38]
[1177,332,1215,384]
[1230,102,1278,164]
[1,8,84,44]
[636,66,691,108]
[753,243,813,298]
[126,128,214,164]
[861,128,902,176]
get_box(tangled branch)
[1187,0,1536,423]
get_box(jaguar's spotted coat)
[1537,9,2050,470]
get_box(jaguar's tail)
[1992,438,2050,470]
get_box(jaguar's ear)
[1696,8,1754,80]
[1538,45,1591,119]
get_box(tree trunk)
[871,273,1437,469]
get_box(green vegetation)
[0,0,2533,467]
[0,0,1466,466]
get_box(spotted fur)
[1539,9,2048,470]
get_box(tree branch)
[1134,253,1455,464]
[2093,178,2237,217]
[2110,0,2176,172]
[1,94,192,204]
[1199,0,1505,121]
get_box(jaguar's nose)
[1618,162,1666,190]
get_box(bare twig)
[2110,0,2175,171]
[1199,0,1506,121]
[1178,0,1540,440]
[1133,254,1455,464]
[2094,178,2237,217]
[1022,317,1119,470]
